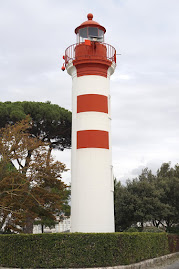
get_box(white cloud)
[111,73,133,81]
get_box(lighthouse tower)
[64,13,116,232]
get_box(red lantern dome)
[75,13,106,43]
[64,13,116,77]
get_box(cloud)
[0,0,179,184]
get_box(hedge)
[0,233,170,268]
[168,234,179,253]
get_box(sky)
[0,0,179,185]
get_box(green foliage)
[115,181,135,231]
[167,225,179,235]
[124,227,139,232]
[115,163,179,231]
[157,163,179,227]
[0,233,170,268]
[34,217,58,233]
[142,227,164,233]
[0,101,72,150]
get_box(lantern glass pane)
[88,27,98,37]
[79,27,87,38]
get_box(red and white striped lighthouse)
[64,13,116,232]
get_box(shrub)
[142,227,164,233]
[0,233,170,268]
[124,227,139,232]
[167,225,179,235]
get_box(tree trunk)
[23,150,32,174]
[23,215,34,234]
[166,218,172,229]
[153,220,160,227]
[159,220,166,228]
[46,145,52,166]
[0,212,8,231]
[41,224,44,233]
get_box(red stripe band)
[77,130,109,149]
[77,94,108,113]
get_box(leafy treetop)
[0,101,72,151]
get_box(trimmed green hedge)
[0,233,169,268]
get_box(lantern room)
[64,13,116,75]
[75,13,106,43]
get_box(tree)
[126,170,169,229]
[115,164,179,231]
[0,101,72,163]
[156,163,179,228]
[115,169,163,231]
[0,118,70,233]
[115,180,136,231]
[0,159,27,232]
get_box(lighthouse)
[63,13,116,232]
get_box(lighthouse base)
[71,148,115,233]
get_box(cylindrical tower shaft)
[64,14,116,232]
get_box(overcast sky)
[0,0,179,185]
